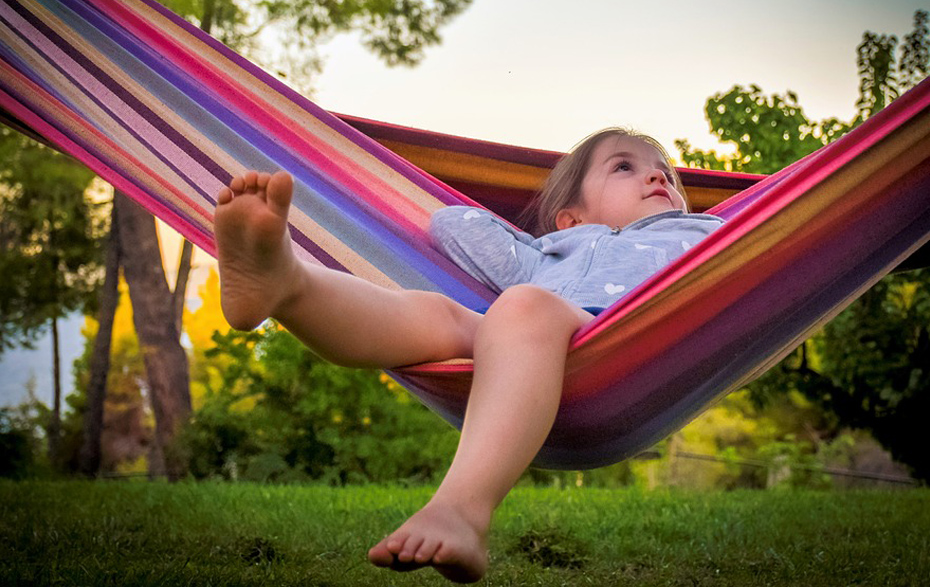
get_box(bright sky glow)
[312,0,928,158]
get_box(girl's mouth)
[647,188,671,202]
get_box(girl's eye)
[612,161,632,172]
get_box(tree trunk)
[115,193,191,480]
[173,240,193,334]
[78,205,121,477]
[47,315,61,468]
[201,0,216,35]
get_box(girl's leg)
[215,171,479,368]
[369,285,594,583]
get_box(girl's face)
[556,136,686,230]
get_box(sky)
[1,0,927,408]
[311,0,927,155]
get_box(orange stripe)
[379,140,551,191]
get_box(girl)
[213,128,724,583]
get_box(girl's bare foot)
[368,500,490,583]
[214,170,301,330]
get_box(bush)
[0,406,43,479]
[180,323,459,484]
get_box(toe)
[266,171,294,215]
[243,171,259,192]
[217,186,233,205]
[414,538,441,564]
[229,175,245,194]
[386,532,409,555]
[398,535,424,562]
[368,540,394,567]
[256,172,271,191]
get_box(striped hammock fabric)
[2,0,929,469]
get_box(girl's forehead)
[591,135,664,163]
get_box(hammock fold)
[2,0,929,468]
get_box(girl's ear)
[555,207,582,231]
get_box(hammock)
[2,0,929,469]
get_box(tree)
[673,85,850,175]
[677,10,930,481]
[112,193,192,480]
[0,128,102,467]
[77,205,120,476]
[72,280,155,476]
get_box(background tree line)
[675,10,930,482]
[1,6,927,486]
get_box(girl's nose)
[646,169,667,184]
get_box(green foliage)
[674,85,845,174]
[857,32,899,118]
[646,390,848,490]
[677,10,928,174]
[180,322,459,483]
[752,270,930,481]
[0,389,53,479]
[0,409,36,479]
[756,435,832,490]
[900,10,930,91]
[0,128,103,353]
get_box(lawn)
[1,481,928,586]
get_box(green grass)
[2,481,928,586]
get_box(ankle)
[268,259,309,322]
[427,493,494,535]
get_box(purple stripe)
[287,225,346,273]
[0,62,210,246]
[43,0,227,194]
[0,7,81,113]
[134,0,472,209]
[4,0,221,207]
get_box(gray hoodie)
[430,207,725,310]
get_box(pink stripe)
[1,2,219,194]
[0,67,216,255]
[95,0,433,236]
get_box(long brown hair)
[523,128,688,236]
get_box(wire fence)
[672,450,920,487]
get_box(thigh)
[291,262,483,364]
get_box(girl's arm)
[430,206,541,293]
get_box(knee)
[486,285,579,332]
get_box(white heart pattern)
[463,210,481,220]
[681,241,692,251]
[510,245,517,258]
[604,283,626,295]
